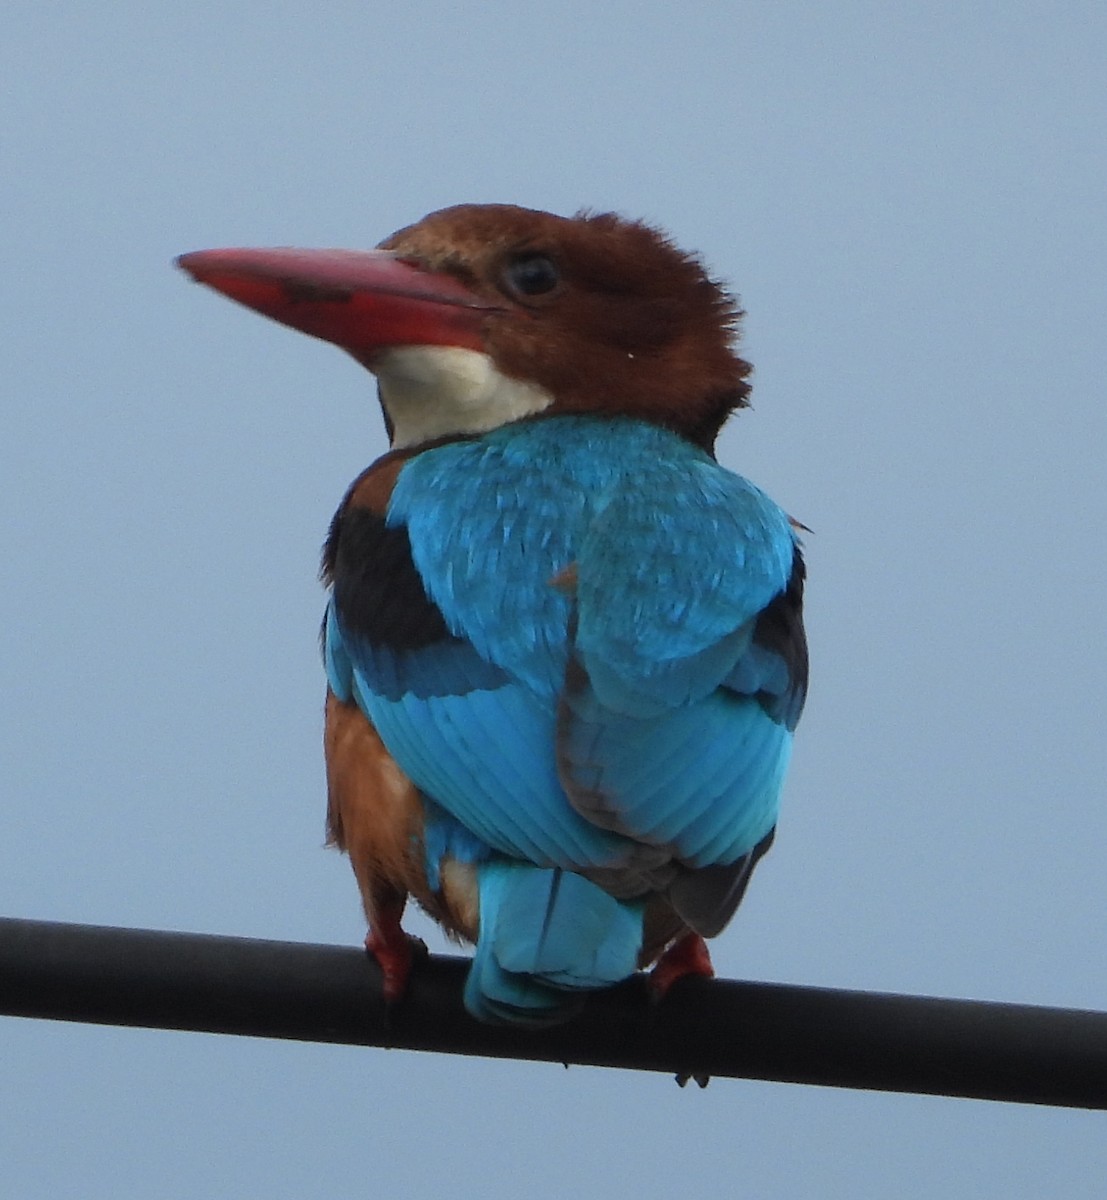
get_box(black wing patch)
[329,505,454,652]
[725,547,808,731]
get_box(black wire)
[2,916,1105,1108]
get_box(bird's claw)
[365,927,427,1005]
[650,932,715,1000]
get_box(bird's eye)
[503,254,560,299]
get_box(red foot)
[364,905,425,1003]
[650,932,715,998]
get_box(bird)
[177,203,808,1026]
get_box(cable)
[2,916,1104,1106]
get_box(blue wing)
[554,444,806,933]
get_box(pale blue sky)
[3,3,1106,1196]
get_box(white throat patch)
[373,345,553,448]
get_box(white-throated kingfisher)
[178,204,808,1025]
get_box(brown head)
[178,203,751,452]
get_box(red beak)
[176,247,500,365]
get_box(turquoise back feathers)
[323,414,807,1022]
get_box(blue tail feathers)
[464,861,645,1025]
